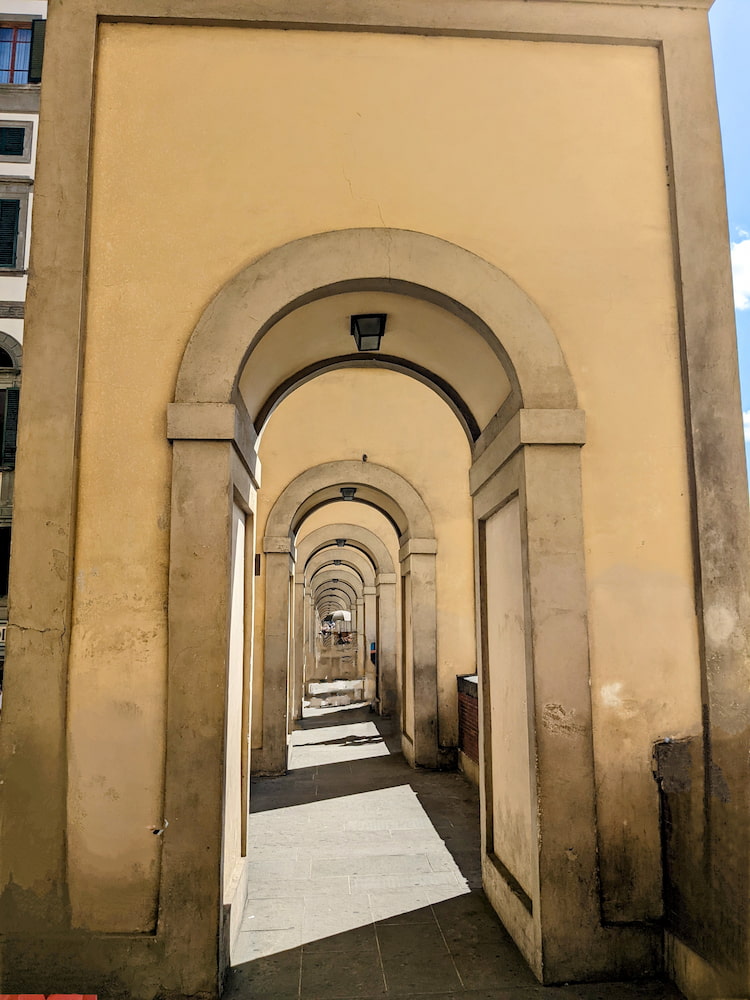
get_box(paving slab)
[301,947,387,999]
[369,893,436,924]
[377,921,462,994]
[303,923,380,955]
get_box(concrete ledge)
[224,856,250,967]
[399,537,438,561]
[664,932,744,1000]
[483,851,539,979]
[458,749,479,787]
[167,400,236,440]
[262,534,293,554]
[0,84,39,114]
[167,400,260,481]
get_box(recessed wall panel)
[485,498,536,899]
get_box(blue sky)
[709,0,750,478]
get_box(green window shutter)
[28,20,45,84]
[2,387,19,468]
[0,127,24,157]
[0,200,19,268]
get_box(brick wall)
[457,674,479,764]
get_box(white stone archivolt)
[176,228,577,416]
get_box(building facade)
[0,2,748,999]
[0,0,43,684]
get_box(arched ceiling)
[296,521,397,579]
[305,548,375,587]
[297,503,400,575]
[239,290,511,435]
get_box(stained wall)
[67,22,701,929]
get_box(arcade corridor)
[224,708,683,1000]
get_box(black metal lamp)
[334,559,342,566]
[351,313,386,351]
[340,487,357,501]
[336,538,347,547]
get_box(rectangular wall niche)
[484,498,536,903]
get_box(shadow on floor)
[225,708,682,1000]
[225,891,682,1000]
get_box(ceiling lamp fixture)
[340,487,357,501]
[351,313,386,352]
[336,538,347,547]
[334,559,342,566]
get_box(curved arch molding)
[264,459,435,544]
[175,228,577,413]
[255,353,481,443]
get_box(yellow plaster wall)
[71,23,701,928]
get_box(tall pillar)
[356,596,365,669]
[363,586,377,659]
[307,590,316,685]
[292,575,305,720]
[299,585,309,705]
[400,540,438,769]
[160,438,241,993]
[471,410,654,983]
[376,573,398,717]
[254,536,294,775]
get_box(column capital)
[470,408,585,495]
[399,538,437,563]
[263,535,294,555]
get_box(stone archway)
[256,459,437,774]
[296,523,399,718]
[163,227,607,989]
[174,228,577,412]
[0,330,22,368]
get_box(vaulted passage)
[161,231,697,994]
[5,50,748,993]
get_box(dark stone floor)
[224,707,682,1000]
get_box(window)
[0,332,21,370]
[0,386,19,468]
[0,25,31,84]
[0,200,19,268]
[0,180,30,270]
[0,127,22,156]
[0,120,32,163]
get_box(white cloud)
[731,239,750,310]
[744,410,750,443]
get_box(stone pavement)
[224,707,682,1000]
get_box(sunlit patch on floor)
[234,783,470,963]
[288,720,391,769]
[301,698,371,717]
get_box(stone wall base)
[664,932,746,1000]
